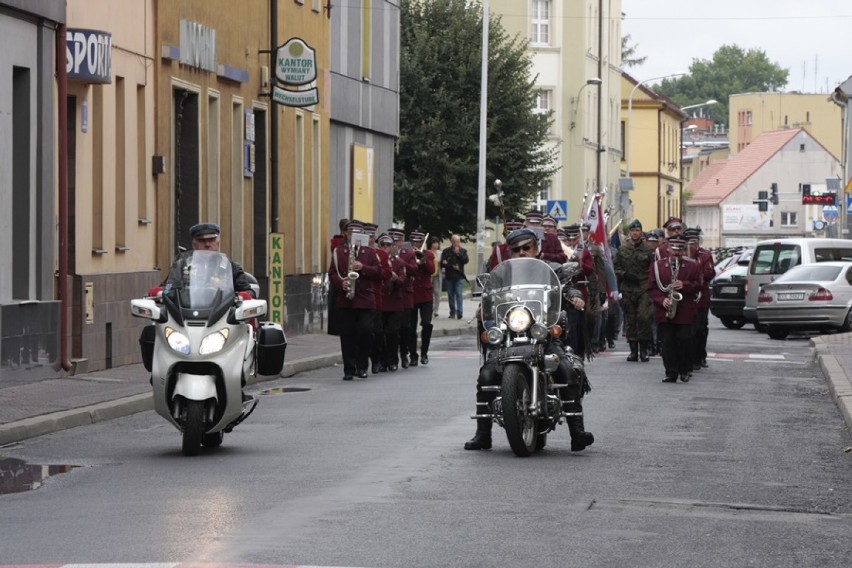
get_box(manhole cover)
[260,387,311,395]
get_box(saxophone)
[346,240,360,300]
[665,257,682,320]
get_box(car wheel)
[767,327,789,340]
[720,317,746,330]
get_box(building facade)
[729,92,842,158]
[0,0,64,380]
[621,73,686,230]
[491,0,623,222]
[329,0,400,235]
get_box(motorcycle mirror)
[233,299,268,322]
[131,298,164,322]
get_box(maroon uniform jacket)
[692,249,714,310]
[540,232,568,264]
[373,247,392,311]
[487,243,510,271]
[398,248,417,309]
[382,253,407,312]
[412,250,436,304]
[328,243,382,310]
[647,255,702,325]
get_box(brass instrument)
[415,233,430,264]
[654,255,682,320]
[346,239,361,300]
[665,258,682,320]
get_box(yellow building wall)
[66,0,157,275]
[154,0,330,277]
[729,92,842,158]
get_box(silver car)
[755,261,852,340]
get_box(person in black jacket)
[440,235,469,319]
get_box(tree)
[621,34,646,68]
[395,0,558,238]
[656,44,789,126]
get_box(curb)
[0,327,475,446]
[811,336,852,433]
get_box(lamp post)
[625,72,686,178]
[680,99,717,114]
[475,0,490,277]
[569,77,602,131]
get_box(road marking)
[0,564,373,568]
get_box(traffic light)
[753,190,768,212]
[770,183,779,205]
[802,183,811,197]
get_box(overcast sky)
[621,1,851,93]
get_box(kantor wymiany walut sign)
[272,37,318,107]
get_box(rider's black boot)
[564,401,594,452]
[626,341,639,362]
[464,418,492,450]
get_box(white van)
[742,238,852,326]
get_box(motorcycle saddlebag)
[139,324,155,372]
[257,321,287,376]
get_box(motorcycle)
[130,250,286,456]
[477,257,584,457]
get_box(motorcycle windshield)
[175,251,235,309]
[482,258,561,327]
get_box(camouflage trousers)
[621,286,653,342]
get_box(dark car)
[710,264,748,329]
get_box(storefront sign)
[268,233,286,325]
[275,38,317,85]
[180,19,217,72]
[271,85,319,108]
[66,29,112,84]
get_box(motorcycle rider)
[464,228,595,452]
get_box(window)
[534,89,551,114]
[780,212,798,227]
[531,0,550,45]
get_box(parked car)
[710,264,748,329]
[714,247,753,278]
[755,261,852,340]
[743,238,852,328]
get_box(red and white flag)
[585,193,608,253]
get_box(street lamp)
[476,0,490,277]
[569,77,602,131]
[625,71,686,178]
[680,99,718,114]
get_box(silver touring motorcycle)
[478,257,586,457]
[131,250,286,456]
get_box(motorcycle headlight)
[164,327,190,354]
[530,323,549,341]
[199,328,230,355]
[506,307,533,333]
[486,327,504,345]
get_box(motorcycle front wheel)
[181,400,205,456]
[501,365,537,457]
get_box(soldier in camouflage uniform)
[613,219,655,362]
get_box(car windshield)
[774,264,842,283]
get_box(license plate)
[777,292,804,301]
[719,286,738,295]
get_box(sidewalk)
[0,298,481,446]
[811,334,852,434]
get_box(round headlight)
[199,328,229,355]
[165,327,191,354]
[506,307,533,333]
[530,323,549,341]
[486,327,504,345]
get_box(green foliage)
[621,34,646,68]
[395,0,558,238]
[656,44,789,126]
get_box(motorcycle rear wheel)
[502,365,537,457]
[182,400,205,456]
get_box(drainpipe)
[56,23,73,372]
[270,0,279,232]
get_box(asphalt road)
[1,321,851,567]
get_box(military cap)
[524,211,544,225]
[627,219,643,230]
[388,228,405,241]
[345,220,364,233]
[505,228,538,249]
[542,215,557,227]
[556,228,568,241]
[644,231,659,242]
[362,222,378,235]
[504,218,524,232]
[377,233,394,245]
[683,228,700,242]
[663,217,684,230]
[564,223,580,236]
[667,236,687,250]
[190,222,220,240]
[409,231,426,243]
